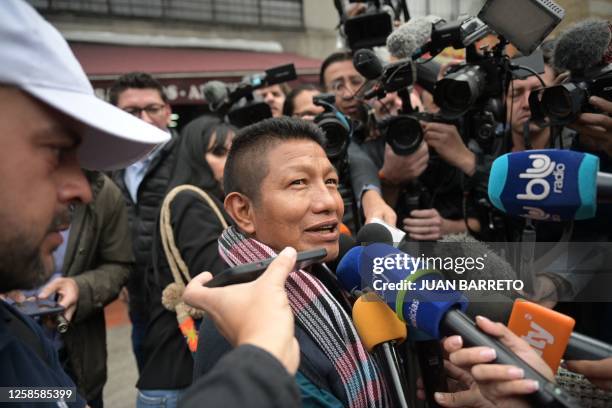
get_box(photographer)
[310,60,399,229]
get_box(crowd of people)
[1,1,612,408]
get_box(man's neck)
[511,127,550,151]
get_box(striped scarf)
[218,226,390,408]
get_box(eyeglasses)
[123,104,166,117]
[329,76,366,96]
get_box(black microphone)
[356,223,393,246]
[352,49,383,80]
[566,332,612,361]
[327,233,357,273]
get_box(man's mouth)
[305,221,339,234]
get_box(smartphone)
[13,298,65,318]
[205,248,327,288]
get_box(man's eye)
[326,178,339,185]
[48,145,66,161]
[290,179,306,185]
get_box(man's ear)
[224,192,256,235]
[163,103,173,126]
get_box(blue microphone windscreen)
[489,150,598,221]
[360,243,468,339]
[576,153,598,219]
[336,246,364,292]
[488,153,509,212]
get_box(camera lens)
[385,115,423,156]
[315,113,350,161]
[541,83,584,121]
[434,65,486,116]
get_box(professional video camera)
[203,63,297,128]
[529,19,612,127]
[312,93,352,167]
[427,0,564,151]
[351,48,422,155]
[531,67,612,126]
[334,0,409,51]
[352,48,459,155]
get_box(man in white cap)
[0,1,168,405]
[0,3,301,408]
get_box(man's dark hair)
[282,83,321,116]
[224,117,326,202]
[319,51,353,88]
[108,71,168,106]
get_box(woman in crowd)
[136,117,236,408]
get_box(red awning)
[70,42,321,105]
[70,42,321,79]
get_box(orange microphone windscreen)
[508,299,575,372]
[352,292,407,352]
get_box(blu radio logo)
[517,154,565,201]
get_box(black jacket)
[111,130,180,316]
[180,345,300,408]
[0,301,87,407]
[138,190,230,390]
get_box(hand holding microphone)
[442,316,555,408]
[183,247,300,375]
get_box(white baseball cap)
[0,1,170,170]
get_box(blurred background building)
[29,0,609,127]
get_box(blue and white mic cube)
[488,149,599,221]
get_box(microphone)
[507,299,612,368]
[566,332,612,361]
[348,243,580,407]
[326,233,356,274]
[507,299,575,372]
[203,80,229,112]
[352,49,383,80]
[337,223,392,294]
[553,19,611,76]
[386,16,434,60]
[356,222,393,246]
[352,49,387,100]
[487,149,612,221]
[352,293,409,408]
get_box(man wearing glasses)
[108,72,181,373]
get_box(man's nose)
[311,183,339,214]
[57,155,93,206]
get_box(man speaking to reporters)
[194,117,390,407]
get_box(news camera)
[335,0,409,51]
[203,63,297,128]
[530,65,612,127]
[351,48,425,155]
[428,0,564,151]
[312,93,351,166]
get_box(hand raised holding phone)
[182,247,301,375]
